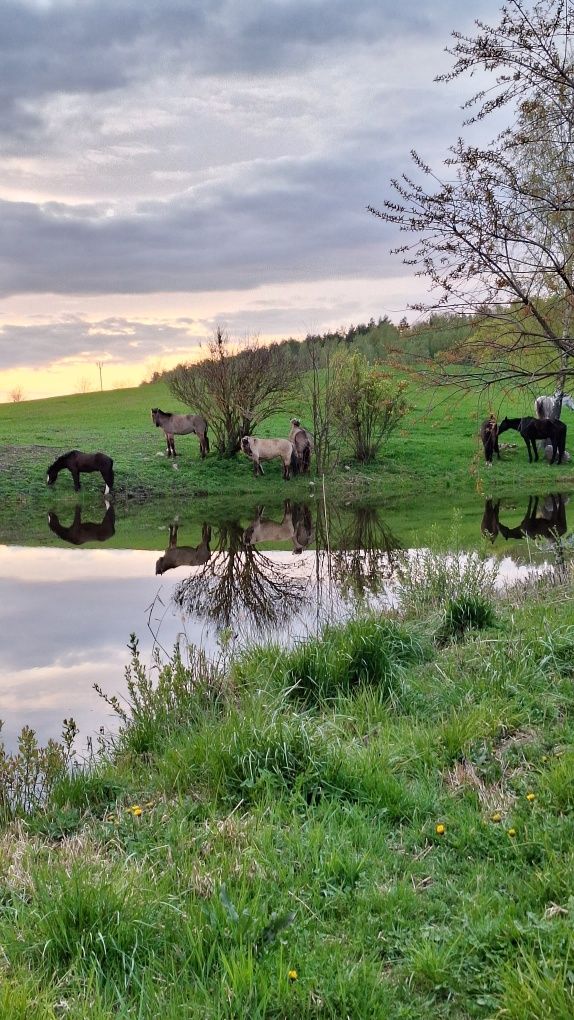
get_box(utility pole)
[96,361,103,392]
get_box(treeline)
[144,311,479,387]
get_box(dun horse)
[46,451,114,493]
[479,415,500,464]
[48,504,116,546]
[156,523,212,575]
[151,408,209,459]
[497,416,567,464]
[240,436,298,480]
[288,418,313,473]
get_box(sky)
[0,0,503,401]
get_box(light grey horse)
[534,390,574,420]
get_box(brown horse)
[155,523,212,575]
[151,408,209,459]
[240,436,298,479]
[46,451,114,493]
[289,418,313,473]
[479,416,500,464]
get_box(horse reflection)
[156,523,212,575]
[243,501,313,554]
[48,504,116,546]
[481,498,501,543]
[481,495,568,543]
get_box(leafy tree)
[370,0,574,392]
[169,329,294,457]
[330,350,408,462]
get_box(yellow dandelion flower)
[435,823,445,836]
[526,792,536,802]
[288,969,298,982]
[491,811,502,823]
[507,827,516,837]
[128,805,142,816]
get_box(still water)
[0,493,570,750]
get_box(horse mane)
[153,407,172,418]
[52,450,80,467]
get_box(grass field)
[1,376,574,521]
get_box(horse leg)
[71,468,81,491]
[165,433,172,457]
[526,437,535,462]
[170,435,177,457]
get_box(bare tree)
[169,328,295,456]
[370,0,574,392]
[9,386,23,403]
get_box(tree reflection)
[172,519,310,635]
[315,503,401,604]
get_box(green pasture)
[1,375,573,551]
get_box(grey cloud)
[0,143,412,300]
[0,0,495,143]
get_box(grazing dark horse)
[46,451,114,493]
[151,408,209,459]
[48,504,116,546]
[240,436,298,480]
[479,415,500,464]
[498,416,567,464]
[155,523,212,575]
[288,418,313,473]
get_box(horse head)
[241,436,252,456]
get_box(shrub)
[281,616,428,705]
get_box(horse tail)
[203,424,210,454]
[535,397,544,419]
[290,448,299,476]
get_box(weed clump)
[436,594,497,645]
[281,616,427,705]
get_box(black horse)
[479,416,500,464]
[46,451,115,492]
[498,416,567,464]
[48,504,116,545]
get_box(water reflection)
[173,518,310,636]
[48,503,116,546]
[243,501,313,555]
[481,494,570,582]
[156,523,212,575]
[481,495,568,544]
[170,502,401,636]
[319,504,401,602]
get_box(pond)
[0,491,571,751]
